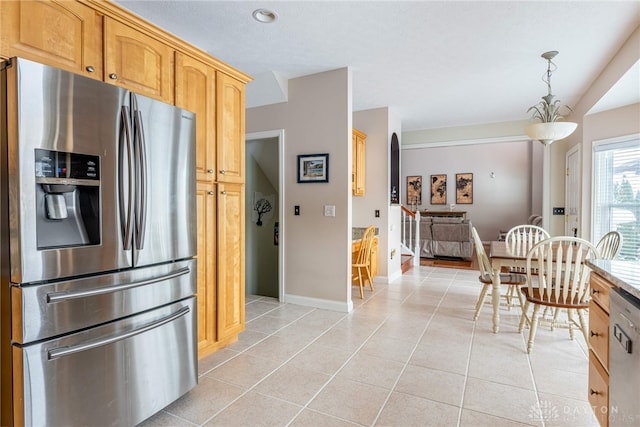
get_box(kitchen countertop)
[586,259,640,300]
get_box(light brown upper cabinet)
[352,128,367,196]
[0,0,103,79]
[175,53,217,182]
[216,72,245,183]
[103,18,174,104]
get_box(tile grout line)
[370,269,455,426]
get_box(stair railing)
[400,205,421,266]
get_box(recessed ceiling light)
[252,8,277,23]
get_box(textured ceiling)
[115,1,640,132]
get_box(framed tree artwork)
[430,174,446,205]
[406,175,422,205]
[456,173,473,204]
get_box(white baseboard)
[283,293,353,313]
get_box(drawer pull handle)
[592,289,600,294]
[590,389,600,396]
[207,169,214,174]
[109,73,118,80]
[590,331,600,337]
[220,170,226,175]
[86,65,95,73]
[208,191,214,195]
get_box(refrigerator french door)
[1,57,197,426]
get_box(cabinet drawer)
[590,272,612,314]
[589,352,609,427]
[589,299,609,370]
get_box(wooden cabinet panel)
[104,18,173,103]
[196,181,217,354]
[588,272,613,426]
[352,128,366,196]
[591,273,611,314]
[0,0,102,79]
[589,299,609,369]
[216,72,245,183]
[589,351,609,427]
[175,53,216,182]
[217,183,245,340]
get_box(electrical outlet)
[324,205,335,217]
[552,207,565,215]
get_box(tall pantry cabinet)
[0,0,250,359]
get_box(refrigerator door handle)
[133,108,148,250]
[119,105,134,250]
[45,266,190,303]
[47,305,190,360]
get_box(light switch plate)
[324,205,335,217]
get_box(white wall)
[563,25,640,239]
[401,140,541,241]
[581,103,640,239]
[246,68,353,312]
[353,107,402,281]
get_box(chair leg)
[364,266,374,292]
[567,309,576,340]
[473,284,490,320]
[577,309,589,345]
[527,304,541,354]
[518,301,530,332]
[357,268,364,299]
[515,287,529,329]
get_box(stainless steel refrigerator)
[0,57,197,426]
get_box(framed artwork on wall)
[430,174,447,205]
[456,173,473,204]
[297,153,329,183]
[406,175,422,205]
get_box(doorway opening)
[245,130,284,301]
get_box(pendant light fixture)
[524,51,577,145]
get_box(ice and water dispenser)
[35,149,101,249]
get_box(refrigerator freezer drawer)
[12,259,196,344]
[13,297,197,427]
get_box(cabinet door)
[176,53,216,182]
[0,0,102,79]
[217,183,245,340]
[104,18,173,104]
[196,181,217,355]
[216,72,245,183]
[352,129,366,196]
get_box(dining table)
[488,240,533,332]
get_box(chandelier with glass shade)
[524,51,577,145]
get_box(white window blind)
[592,136,640,260]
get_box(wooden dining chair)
[471,227,527,321]
[517,236,600,353]
[505,224,550,257]
[596,231,622,260]
[505,224,550,275]
[352,225,376,299]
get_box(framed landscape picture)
[430,174,447,205]
[406,175,422,205]
[297,153,329,183]
[456,173,473,204]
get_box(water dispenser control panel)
[35,149,101,249]
[35,149,100,183]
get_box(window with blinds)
[592,135,640,260]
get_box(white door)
[565,145,581,236]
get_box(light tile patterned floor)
[141,266,599,427]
